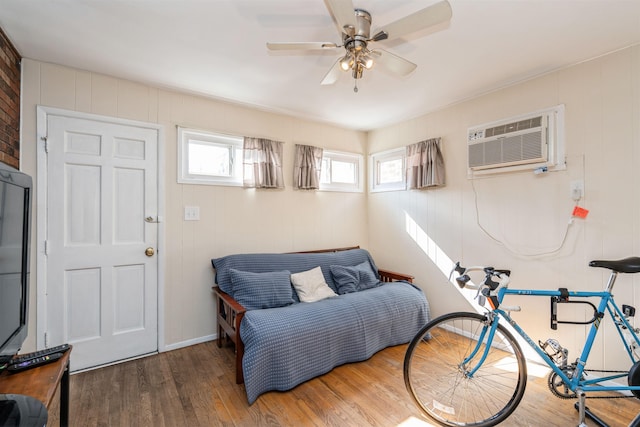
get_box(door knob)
[145,247,155,257]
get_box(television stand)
[0,346,71,426]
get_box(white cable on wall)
[471,177,576,258]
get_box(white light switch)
[184,206,200,221]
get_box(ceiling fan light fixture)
[339,54,354,71]
[361,52,374,69]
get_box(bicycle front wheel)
[404,312,527,427]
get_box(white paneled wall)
[20,59,368,351]
[19,44,640,371]
[368,45,640,370]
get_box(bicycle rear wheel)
[404,312,527,427]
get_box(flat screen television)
[0,163,32,365]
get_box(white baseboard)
[161,333,217,353]
[71,334,219,374]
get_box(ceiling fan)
[266,0,452,92]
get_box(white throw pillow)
[290,266,337,303]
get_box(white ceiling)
[1,0,640,131]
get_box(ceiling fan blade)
[376,0,452,41]
[324,0,357,37]
[321,58,342,85]
[267,42,339,51]
[371,49,417,76]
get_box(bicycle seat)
[589,257,640,273]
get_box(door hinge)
[41,136,49,153]
[44,332,49,348]
[44,240,49,255]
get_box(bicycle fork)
[459,313,499,378]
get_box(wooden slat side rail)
[378,268,414,283]
[291,245,360,254]
[212,286,246,384]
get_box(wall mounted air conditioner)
[467,105,565,177]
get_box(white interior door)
[42,113,159,371]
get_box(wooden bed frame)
[211,246,414,384]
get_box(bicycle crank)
[548,370,576,399]
[548,367,637,400]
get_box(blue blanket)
[240,281,430,403]
[211,249,431,403]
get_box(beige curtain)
[293,144,323,190]
[406,138,445,189]
[243,137,284,189]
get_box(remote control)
[8,352,64,373]
[10,343,70,365]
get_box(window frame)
[177,127,243,186]
[369,147,407,193]
[319,150,364,193]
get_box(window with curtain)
[242,137,285,189]
[406,137,445,189]
[293,144,323,190]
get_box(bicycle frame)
[467,286,640,395]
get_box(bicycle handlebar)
[451,262,520,311]
[451,263,511,287]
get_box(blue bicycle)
[404,257,640,427]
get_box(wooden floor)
[46,340,640,427]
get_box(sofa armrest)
[378,268,414,283]
[213,286,246,315]
[212,286,246,384]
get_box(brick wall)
[0,27,21,169]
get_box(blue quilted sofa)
[211,247,431,404]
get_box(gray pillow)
[330,261,381,295]
[229,269,294,310]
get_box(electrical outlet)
[570,180,584,201]
[184,206,200,221]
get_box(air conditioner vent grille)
[522,131,543,159]
[484,116,543,138]
[503,135,525,163]
[468,143,484,168]
[468,130,545,169]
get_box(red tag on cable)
[572,206,589,219]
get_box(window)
[369,148,406,192]
[319,150,363,192]
[178,127,243,186]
